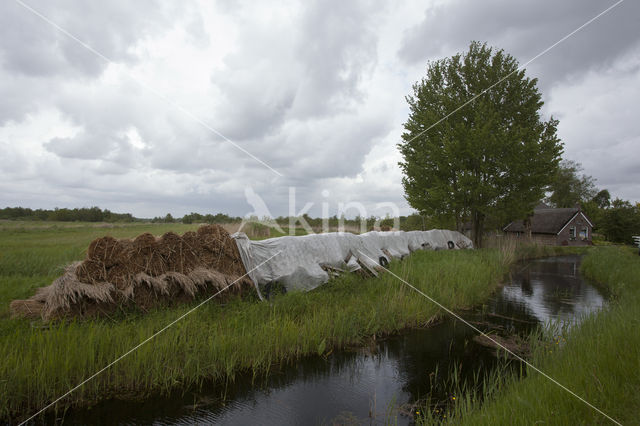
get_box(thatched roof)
[504,207,589,235]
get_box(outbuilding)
[503,203,593,246]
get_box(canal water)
[59,255,606,425]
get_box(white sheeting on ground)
[233,230,473,298]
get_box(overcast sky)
[1,0,638,218]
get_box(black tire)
[379,256,389,268]
[447,241,455,250]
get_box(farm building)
[503,203,593,246]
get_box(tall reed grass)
[484,233,588,267]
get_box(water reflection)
[60,322,489,426]
[58,256,606,425]
[493,255,606,326]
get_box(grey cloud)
[277,114,393,179]
[47,81,269,181]
[207,102,395,184]
[212,0,382,142]
[0,71,47,123]
[0,2,68,77]
[546,52,640,202]
[43,91,151,165]
[44,130,143,177]
[45,132,117,160]
[209,13,300,142]
[398,0,640,91]
[0,1,201,126]
[212,63,297,141]
[147,137,223,173]
[198,0,392,194]
[0,1,173,78]
[580,140,640,200]
[290,0,381,118]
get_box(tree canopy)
[398,41,563,247]
[548,167,640,245]
[600,199,640,244]
[546,160,597,208]
[0,206,134,222]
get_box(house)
[503,203,593,246]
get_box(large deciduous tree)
[546,160,597,208]
[398,42,563,247]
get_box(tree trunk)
[472,211,484,248]
[524,217,532,240]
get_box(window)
[580,227,588,240]
[569,227,576,240]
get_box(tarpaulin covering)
[233,230,472,298]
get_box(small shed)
[503,204,593,246]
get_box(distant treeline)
[0,206,441,233]
[272,214,429,231]
[159,212,241,224]
[0,205,445,233]
[0,207,134,222]
[156,211,430,231]
[583,198,640,245]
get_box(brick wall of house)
[556,213,592,246]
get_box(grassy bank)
[0,222,581,421]
[417,246,640,425]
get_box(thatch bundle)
[10,225,250,320]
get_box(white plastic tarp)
[233,230,473,298]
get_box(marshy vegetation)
[416,246,640,425]
[0,221,613,422]
[0,223,481,420]
[1,255,501,419]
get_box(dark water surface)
[58,255,606,425]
